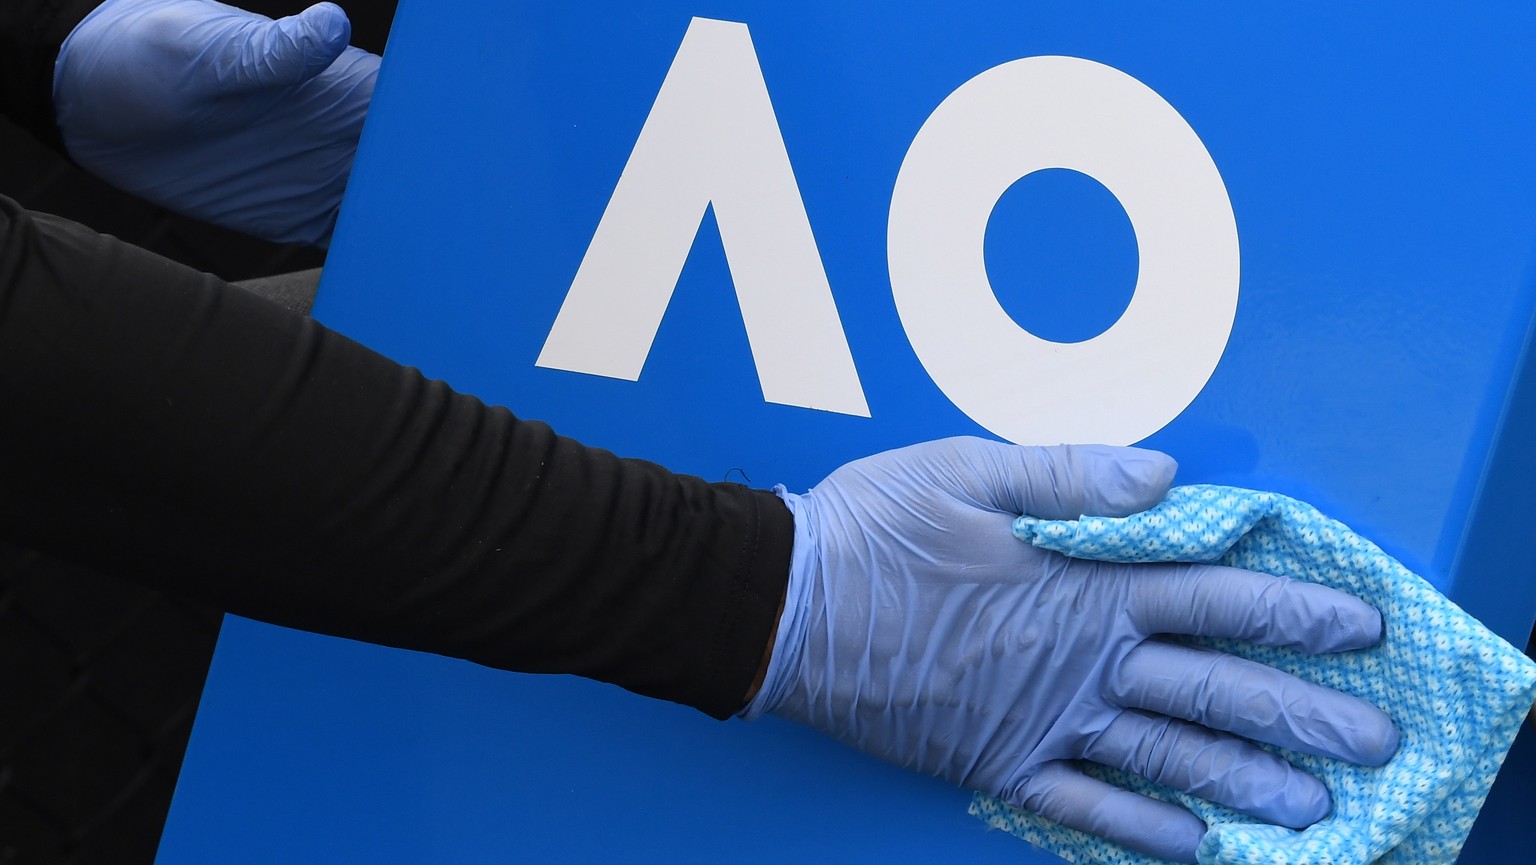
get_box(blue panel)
[157,2,1536,862]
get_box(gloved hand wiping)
[744,437,1399,864]
[53,0,378,246]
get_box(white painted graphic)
[537,18,870,417]
[888,55,1239,445]
[543,23,1239,444]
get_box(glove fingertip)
[290,2,353,79]
[1011,764,1205,863]
[1073,444,1177,517]
[998,443,1175,520]
[1349,704,1401,768]
[1271,770,1332,828]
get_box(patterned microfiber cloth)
[970,485,1536,865]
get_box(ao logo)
[537,17,1238,446]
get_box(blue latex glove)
[53,0,378,246]
[744,438,1399,864]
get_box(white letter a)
[536,18,870,417]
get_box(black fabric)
[0,195,792,720]
[0,0,98,151]
[233,266,321,314]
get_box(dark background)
[0,3,395,863]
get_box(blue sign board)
[157,2,1536,862]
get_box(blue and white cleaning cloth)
[970,485,1536,865]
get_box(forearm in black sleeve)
[0,194,793,720]
[0,0,99,150]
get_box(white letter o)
[888,56,1239,446]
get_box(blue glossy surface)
[986,168,1139,345]
[157,2,1536,862]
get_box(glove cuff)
[738,486,816,720]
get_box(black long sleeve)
[0,194,793,720]
[0,0,97,150]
